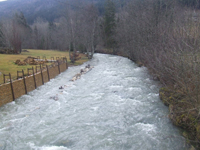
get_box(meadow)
[0,49,88,84]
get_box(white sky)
[0,0,7,1]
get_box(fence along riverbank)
[0,57,68,107]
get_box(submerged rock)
[70,64,94,81]
[59,86,64,89]
[50,95,59,101]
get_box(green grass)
[0,49,88,84]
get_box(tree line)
[0,0,127,58]
[1,0,200,146]
[0,0,199,101]
[0,0,200,91]
[0,0,101,62]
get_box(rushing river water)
[0,54,190,150]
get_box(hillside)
[0,0,105,24]
[0,0,64,24]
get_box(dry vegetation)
[113,0,200,147]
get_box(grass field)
[0,49,88,84]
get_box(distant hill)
[0,0,106,24]
[0,0,63,24]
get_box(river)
[0,54,190,150]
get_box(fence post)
[17,71,20,79]
[36,66,38,73]
[51,57,54,62]
[27,68,30,76]
[32,67,37,89]
[3,74,5,83]
[9,73,15,101]
[46,65,50,81]
[57,60,60,74]
[65,57,68,69]
[40,65,44,85]
[17,70,23,80]
[3,73,15,100]
[22,70,27,94]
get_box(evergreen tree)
[15,12,31,31]
[48,22,57,49]
[9,12,31,53]
[179,0,200,8]
[0,25,5,47]
[33,25,39,49]
[103,0,117,52]
[7,12,31,53]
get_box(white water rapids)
[0,54,190,150]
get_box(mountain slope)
[0,0,63,24]
[0,0,106,24]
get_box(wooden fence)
[0,57,68,107]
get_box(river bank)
[99,50,199,149]
[134,60,200,149]
[159,87,200,149]
[134,59,200,149]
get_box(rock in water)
[50,95,59,101]
[59,86,64,89]
[70,65,94,81]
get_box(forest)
[1,0,200,147]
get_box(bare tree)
[1,12,30,53]
[62,0,100,62]
[56,17,70,51]
[79,3,99,59]
[31,18,49,49]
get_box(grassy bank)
[0,49,88,84]
[159,87,200,148]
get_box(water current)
[0,54,190,150]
